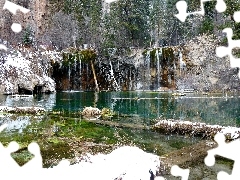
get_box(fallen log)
[0,106,45,114]
[152,119,240,140]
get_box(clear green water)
[1,91,240,126]
[0,91,240,167]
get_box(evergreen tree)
[22,27,33,47]
[102,0,151,48]
[223,0,240,40]
[199,1,215,35]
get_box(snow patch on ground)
[52,146,161,179]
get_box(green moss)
[11,150,34,166]
[61,48,97,67]
[80,49,97,62]
[162,47,174,61]
[150,49,156,62]
[0,111,200,168]
[168,140,191,149]
[101,108,116,120]
[215,156,234,168]
[41,142,74,168]
[137,142,166,156]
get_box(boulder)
[82,107,101,118]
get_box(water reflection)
[0,93,56,110]
[0,115,42,133]
[0,92,239,127]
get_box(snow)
[52,146,161,179]
[0,44,60,94]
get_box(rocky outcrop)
[177,34,240,91]
[0,45,61,94]
[82,107,101,118]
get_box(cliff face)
[0,0,52,45]
[0,1,238,93]
[0,0,59,94]
[0,45,61,94]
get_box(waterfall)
[156,48,161,89]
[107,48,120,91]
[179,51,186,75]
[68,65,71,90]
[129,68,132,90]
[79,56,82,90]
[68,54,71,90]
[145,50,151,90]
[133,69,136,90]
[109,60,120,91]
[74,54,77,72]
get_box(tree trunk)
[90,60,99,92]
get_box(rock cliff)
[0,44,61,94]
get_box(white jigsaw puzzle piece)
[216,28,240,77]
[233,11,240,22]
[22,142,42,169]
[3,0,30,14]
[175,0,226,22]
[171,165,190,180]
[204,133,240,179]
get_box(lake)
[1,91,239,127]
[0,91,239,167]
[0,91,240,126]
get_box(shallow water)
[1,91,240,126]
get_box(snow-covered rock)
[0,45,61,94]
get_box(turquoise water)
[1,91,240,127]
[1,91,240,160]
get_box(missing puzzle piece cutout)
[0,124,42,170]
[175,0,226,22]
[171,165,189,180]
[216,28,240,77]
[204,133,240,179]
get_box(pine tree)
[22,27,33,47]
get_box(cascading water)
[53,47,180,91]
[68,54,71,91]
[74,54,77,72]
[109,60,120,91]
[156,48,162,89]
[107,48,120,91]
[145,50,151,90]
[79,57,82,90]
[129,68,132,90]
[179,51,186,75]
